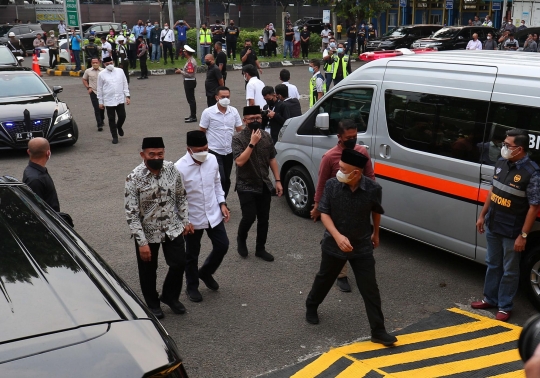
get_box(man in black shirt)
[276,84,302,118]
[211,20,224,55]
[262,86,290,144]
[240,39,262,78]
[345,24,357,54]
[283,23,294,59]
[204,54,224,107]
[300,26,310,59]
[305,149,397,347]
[22,137,60,212]
[224,20,239,60]
[214,41,228,85]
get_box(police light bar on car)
[359,48,436,61]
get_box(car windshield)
[382,27,397,37]
[0,74,49,97]
[388,27,410,37]
[0,25,11,36]
[0,48,17,65]
[432,27,461,38]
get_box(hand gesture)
[126,97,131,105]
[476,215,485,234]
[310,205,320,222]
[335,234,353,252]
[275,181,283,197]
[183,223,194,235]
[99,104,104,109]
[515,235,526,252]
[250,129,262,145]
[371,233,380,249]
[139,244,152,262]
[221,204,230,223]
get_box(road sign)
[65,0,79,28]
[492,2,501,10]
[323,10,331,24]
[399,0,407,7]
[445,0,453,10]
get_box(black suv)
[514,27,540,49]
[366,24,443,51]
[0,24,45,53]
[411,26,498,50]
[0,176,189,377]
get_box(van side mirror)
[315,113,329,131]
[53,86,63,94]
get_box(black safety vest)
[487,157,539,238]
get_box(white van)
[276,50,540,310]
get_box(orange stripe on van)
[374,163,483,203]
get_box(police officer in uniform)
[357,27,366,54]
[116,35,130,83]
[85,36,100,69]
[322,41,336,90]
[332,42,351,86]
[472,129,540,322]
[308,59,326,108]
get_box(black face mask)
[146,159,164,170]
[266,99,275,107]
[205,61,212,66]
[342,137,357,149]
[247,121,262,131]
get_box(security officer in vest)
[332,42,351,86]
[472,128,540,322]
[309,58,326,108]
[322,40,336,90]
[200,23,212,61]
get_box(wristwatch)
[521,232,528,239]
[248,143,255,149]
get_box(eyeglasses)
[245,117,262,122]
[502,142,519,148]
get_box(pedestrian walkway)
[262,308,524,377]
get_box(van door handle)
[358,141,369,150]
[379,144,391,159]
[481,179,492,186]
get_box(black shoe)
[112,137,118,144]
[306,305,319,324]
[185,287,203,302]
[255,249,274,262]
[185,117,197,123]
[336,277,352,292]
[199,272,219,291]
[143,76,148,79]
[117,127,124,136]
[137,76,144,80]
[184,116,191,121]
[371,332,397,346]
[237,237,248,257]
[149,306,164,319]
[159,296,186,314]
[98,126,103,131]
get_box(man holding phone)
[240,39,263,78]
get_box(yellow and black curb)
[46,69,84,77]
[263,308,524,378]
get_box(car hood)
[0,95,66,120]
[0,186,122,344]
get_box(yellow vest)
[309,72,326,107]
[200,29,211,44]
[332,55,349,79]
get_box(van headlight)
[54,110,72,125]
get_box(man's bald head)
[204,54,214,64]
[27,137,50,160]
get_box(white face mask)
[336,170,353,183]
[190,149,208,163]
[508,22,512,25]
[164,26,169,30]
[106,64,114,71]
[501,145,520,160]
[487,36,491,39]
[218,98,230,107]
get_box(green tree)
[317,0,392,23]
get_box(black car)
[411,26,498,50]
[81,22,122,39]
[514,27,540,48]
[366,24,443,51]
[0,45,23,67]
[0,24,45,53]
[0,70,78,150]
[0,176,189,377]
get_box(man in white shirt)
[160,23,175,64]
[58,20,67,35]
[100,36,112,61]
[200,86,243,198]
[279,68,300,100]
[466,33,483,50]
[320,24,330,52]
[243,64,266,108]
[98,56,130,144]
[175,130,231,303]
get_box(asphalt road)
[1,63,537,378]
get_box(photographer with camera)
[262,86,290,145]
[240,39,263,79]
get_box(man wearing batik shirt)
[125,137,194,320]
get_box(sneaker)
[112,137,118,144]
[237,237,248,257]
[185,287,203,302]
[496,310,511,322]
[371,332,397,346]
[117,127,124,137]
[255,249,274,262]
[306,305,319,324]
[156,61,160,63]
[97,126,103,131]
[199,272,219,291]
[336,277,352,292]
[471,299,496,309]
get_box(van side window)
[385,90,490,163]
[483,103,540,165]
[298,88,374,135]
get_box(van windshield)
[432,28,460,38]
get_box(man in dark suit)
[262,86,290,144]
[276,84,302,119]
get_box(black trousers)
[185,221,229,290]
[184,79,197,117]
[301,42,309,58]
[135,235,186,309]
[162,41,173,63]
[209,150,233,198]
[139,54,148,77]
[120,62,130,84]
[49,48,58,68]
[237,186,272,251]
[207,95,217,107]
[89,91,105,127]
[128,44,137,68]
[105,103,126,137]
[306,252,387,336]
[176,40,186,59]
[226,39,237,59]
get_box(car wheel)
[64,121,79,146]
[284,165,314,218]
[521,241,540,311]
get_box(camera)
[261,109,270,117]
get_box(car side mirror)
[16,56,24,64]
[53,86,63,94]
[315,113,329,130]
[458,36,464,40]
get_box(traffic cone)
[32,54,42,77]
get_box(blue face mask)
[337,48,344,54]
[308,66,314,73]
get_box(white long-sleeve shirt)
[466,39,482,50]
[160,28,175,42]
[175,152,225,230]
[97,67,130,106]
[283,81,301,100]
